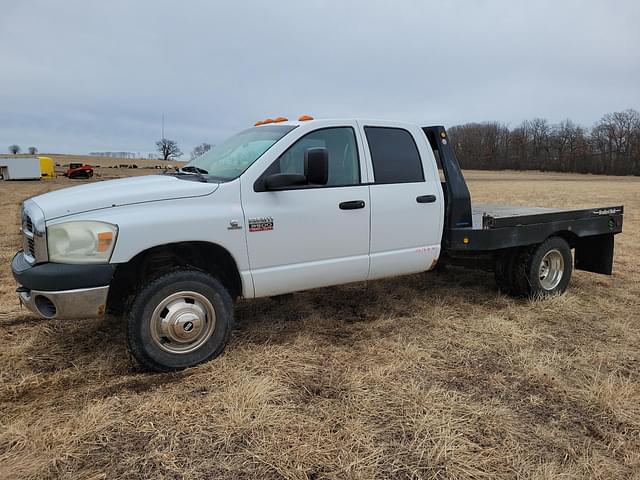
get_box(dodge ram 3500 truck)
[12,117,624,371]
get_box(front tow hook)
[16,286,29,310]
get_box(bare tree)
[9,144,20,154]
[191,142,212,160]
[527,118,551,170]
[591,109,640,174]
[449,122,510,170]
[550,120,584,172]
[155,139,182,161]
[28,146,38,155]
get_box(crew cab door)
[241,124,371,297]
[360,123,444,279]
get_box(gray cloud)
[1,0,639,154]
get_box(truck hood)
[33,174,219,220]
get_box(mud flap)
[575,234,615,275]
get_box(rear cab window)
[364,127,425,183]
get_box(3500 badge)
[248,217,274,232]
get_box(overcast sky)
[1,0,639,155]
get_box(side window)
[365,127,425,183]
[267,127,360,187]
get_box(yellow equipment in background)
[38,156,55,179]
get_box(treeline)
[448,109,640,176]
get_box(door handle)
[416,194,436,204]
[339,200,365,210]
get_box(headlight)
[47,221,118,264]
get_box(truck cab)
[12,116,623,371]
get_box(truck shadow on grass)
[232,267,498,347]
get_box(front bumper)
[12,251,114,319]
[17,286,109,319]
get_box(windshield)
[186,125,296,180]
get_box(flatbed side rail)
[482,206,624,229]
[447,210,623,253]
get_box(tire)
[512,237,572,298]
[126,269,233,372]
[494,248,518,294]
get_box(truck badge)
[248,217,274,232]
[227,220,242,230]
[592,208,621,216]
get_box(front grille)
[22,212,36,262]
[26,237,35,257]
[21,201,47,264]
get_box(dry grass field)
[0,170,638,479]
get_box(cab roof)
[253,117,421,129]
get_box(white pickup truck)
[12,117,624,371]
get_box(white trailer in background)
[0,157,41,180]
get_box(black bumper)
[12,252,115,292]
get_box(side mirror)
[304,147,328,185]
[264,173,307,190]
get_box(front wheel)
[127,270,233,372]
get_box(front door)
[241,125,371,297]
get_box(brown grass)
[0,170,638,479]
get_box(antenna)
[162,113,165,140]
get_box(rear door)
[360,123,444,279]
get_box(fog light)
[35,295,57,318]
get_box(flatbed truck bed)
[471,204,624,230]
[423,125,623,277]
[447,203,623,267]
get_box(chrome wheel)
[539,249,564,290]
[149,291,216,354]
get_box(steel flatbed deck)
[471,204,624,230]
[446,203,623,274]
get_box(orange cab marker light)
[262,118,275,124]
[298,114,314,121]
[274,116,288,122]
[97,232,113,252]
[254,120,264,126]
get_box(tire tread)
[126,269,233,372]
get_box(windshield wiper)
[162,168,209,183]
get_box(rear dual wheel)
[495,236,572,298]
[494,248,518,295]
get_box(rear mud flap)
[575,234,615,275]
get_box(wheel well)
[550,230,579,249]
[107,241,242,315]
